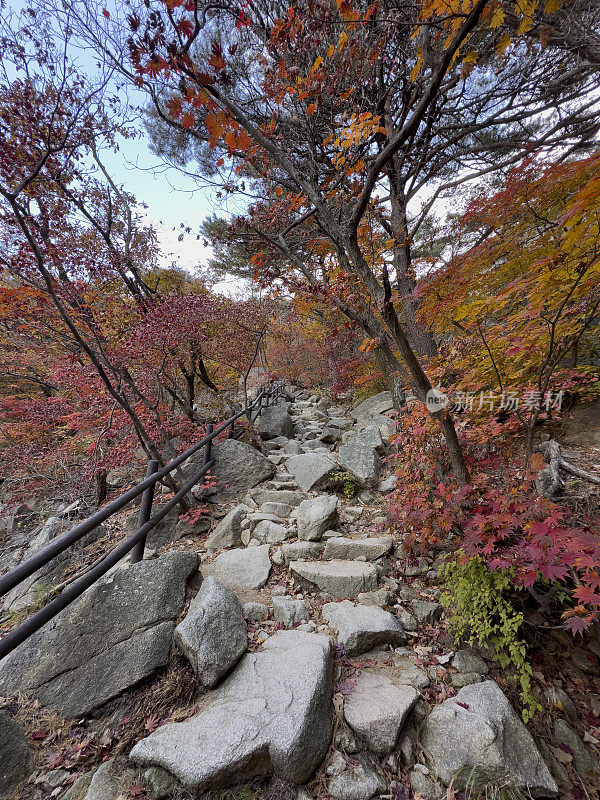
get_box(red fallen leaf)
[121,716,130,726]
[102,8,110,17]
[144,714,160,733]
[338,679,357,696]
[456,701,470,709]
[32,729,49,740]
[45,751,64,769]
[128,782,145,797]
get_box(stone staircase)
[2,385,598,800]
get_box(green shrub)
[440,555,542,723]
[329,470,358,498]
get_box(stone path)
[119,387,571,799]
[2,385,598,799]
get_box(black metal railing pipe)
[0,386,277,599]
[0,458,215,660]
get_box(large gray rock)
[350,392,394,420]
[324,537,393,561]
[337,426,385,487]
[205,440,276,498]
[258,404,294,440]
[286,454,338,492]
[343,671,419,755]
[421,681,558,797]
[203,545,271,589]
[297,495,338,541]
[3,517,106,613]
[0,552,198,717]
[174,577,247,687]
[322,600,406,655]
[0,711,33,794]
[290,560,378,599]
[130,631,334,793]
[205,505,245,551]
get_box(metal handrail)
[0,380,285,660]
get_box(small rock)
[290,560,378,600]
[143,766,178,800]
[553,719,598,779]
[397,609,418,632]
[327,757,387,800]
[242,602,269,622]
[205,505,245,551]
[322,600,406,655]
[174,577,247,688]
[378,476,397,494]
[324,536,393,561]
[272,596,310,627]
[286,454,338,492]
[254,519,291,544]
[251,488,307,507]
[334,727,359,754]
[326,750,347,776]
[82,759,136,800]
[203,545,271,589]
[356,588,395,607]
[281,541,322,563]
[543,685,577,722]
[450,672,483,688]
[411,599,442,626]
[0,711,33,794]
[410,767,444,800]
[343,670,419,755]
[452,650,489,675]
[261,502,293,517]
[297,495,338,541]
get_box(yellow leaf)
[463,49,478,63]
[310,56,323,74]
[490,7,505,28]
[338,31,348,50]
[327,44,335,57]
[495,32,511,55]
[410,47,423,82]
[544,0,561,12]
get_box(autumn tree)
[57,0,600,484]
[0,7,274,499]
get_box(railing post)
[203,423,214,470]
[130,459,159,563]
[227,408,236,439]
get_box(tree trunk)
[95,470,107,505]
